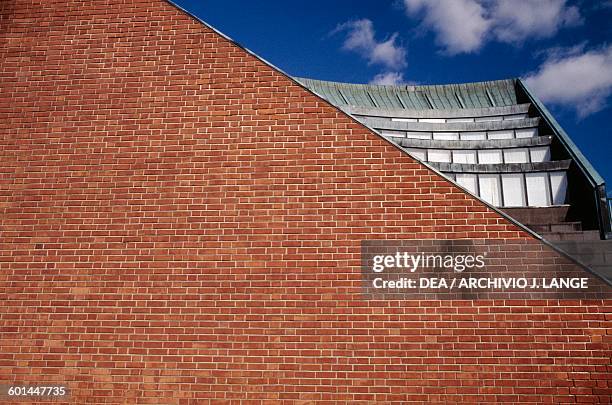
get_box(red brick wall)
[0,0,610,402]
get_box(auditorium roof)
[296,76,611,243]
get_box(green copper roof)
[297,76,604,188]
[295,77,518,110]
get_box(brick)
[0,0,610,403]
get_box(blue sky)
[172,0,612,192]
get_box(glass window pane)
[525,173,550,206]
[516,128,538,138]
[478,149,503,164]
[502,174,526,206]
[406,148,427,161]
[406,131,431,140]
[460,132,486,141]
[455,173,478,195]
[530,146,551,162]
[504,148,529,163]
[428,149,451,163]
[391,117,417,122]
[453,150,477,164]
[550,171,568,205]
[419,118,445,123]
[433,132,459,140]
[479,175,501,206]
[488,131,513,140]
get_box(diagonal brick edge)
[163,0,610,284]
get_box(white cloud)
[523,45,612,117]
[491,0,582,43]
[370,72,405,85]
[404,0,490,55]
[534,41,587,60]
[403,0,582,54]
[334,19,407,70]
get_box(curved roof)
[295,75,609,239]
[294,77,519,110]
[296,76,604,188]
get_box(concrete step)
[502,206,570,225]
[530,222,582,233]
[551,239,612,283]
[540,230,601,241]
[553,239,612,251]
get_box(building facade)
[0,0,610,403]
[297,77,612,282]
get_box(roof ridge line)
[294,76,519,91]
